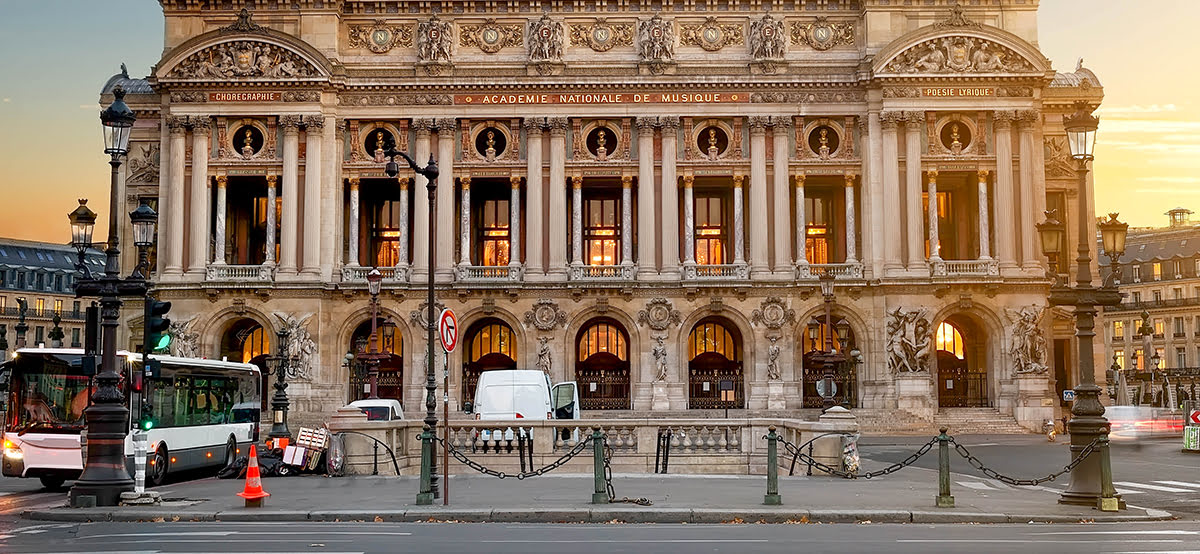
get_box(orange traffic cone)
[236,444,270,507]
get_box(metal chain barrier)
[432,433,593,480]
[775,435,938,479]
[949,436,1102,486]
[603,435,652,506]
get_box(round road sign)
[438,309,458,352]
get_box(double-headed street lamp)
[68,86,159,508]
[1036,100,1128,510]
[265,327,299,441]
[810,272,850,410]
[377,138,441,504]
[354,268,390,400]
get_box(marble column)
[571,175,583,267]
[509,175,522,267]
[301,115,323,277]
[773,119,792,272]
[348,177,361,266]
[156,122,171,276]
[265,175,277,265]
[524,119,544,275]
[621,174,634,267]
[926,169,941,262]
[279,115,302,275]
[903,112,925,271]
[547,117,569,277]
[435,118,456,280]
[977,170,991,259]
[397,178,410,267]
[412,119,433,280]
[880,113,903,273]
[844,172,858,263]
[660,118,681,278]
[1017,110,1040,270]
[186,116,211,276]
[993,111,1019,274]
[213,175,227,265]
[682,174,696,266]
[322,119,341,280]
[459,176,471,266]
[636,117,656,277]
[748,117,769,276]
[795,173,808,266]
[733,174,746,265]
[165,116,187,276]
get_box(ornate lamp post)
[1037,100,1127,508]
[265,327,298,441]
[812,272,847,410]
[68,86,158,508]
[355,268,388,399]
[378,138,441,504]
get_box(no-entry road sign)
[438,309,458,352]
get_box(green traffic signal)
[140,416,155,431]
[144,299,172,353]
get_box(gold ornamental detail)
[460,19,523,53]
[569,19,634,52]
[680,17,744,52]
[791,17,854,51]
[348,20,414,54]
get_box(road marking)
[1116,481,1194,493]
[0,534,12,540]
[956,481,994,490]
[1153,480,1200,489]
[897,540,1183,544]
[84,531,411,539]
[1034,531,1199,536]
[490,540,771,544]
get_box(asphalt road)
[2,520,1199,554]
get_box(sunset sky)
[0,1,1196,243]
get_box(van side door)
[551,381,580,420]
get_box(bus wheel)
[39,476,66,490]
[148,445,169,487]
[224,436,238,468]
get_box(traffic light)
[138,403,155,431]
[144,299,171,353]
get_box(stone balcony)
[797,262,864,280]
[570,263,636,282]
[930,258,1000,278]
[341,265,412,283]
[205,263,275,282]
[456,263,524,283]
[682,263,750,282]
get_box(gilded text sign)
[454,92,749,105]
[209,92,282,102]
[921,87,995,98]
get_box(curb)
[22,506,1176,525]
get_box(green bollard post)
[764,426,782,505]
[1097,436,1121,512]
[936,427,955,508]
[591,427,608,504]
[416,427,434,505]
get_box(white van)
[470,369,579,421]
[347,399,404,421]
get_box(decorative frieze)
[460,19,523,53]
[126,143,160,184]
[637,298,681,331]
[791,17,854,51]
[348,20,414,53]
[523,299,568,331]
[340,93,452,106]
[570,19,634,52]
[169,41,318,79]
[749,91,864,104]
[884,37,1035,74]
[679,17,743,52]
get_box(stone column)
[636,117,657,278]
[660,118,680,278]
[279,115,302,275]
[993,111,1019,274]
[302,115,323,277]
[880,112,903,273]
[748,117,769,277]
[412,119,433,280]
[682,174,696,266]
[1018,110,1039,270]
[213,175,227,265]
[926,169,941,262]
[571,175,583,267]
[621,174,634,268]
[733,174,746,264]
[524,119,545,275]
[977,170,991,259]
[547,117,569,278]
[165,116,188,276]
[265,175,277,265]
[795,173,808,266]
[348,177,360,266]
[903,112,925,271]
[773,119,792,271]
[509,175,522,267]
[397,178,410,267]
[156,122,171,276]
[322,119,341,280]
[459,176,471,266]
[435,118,456,280]
[844,172,858,263]
[186,117,211,276]
[864,115,884,279]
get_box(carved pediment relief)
[883,36,1036,75]
[168,40,320,80]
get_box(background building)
[0,238,104,352]
[100,0,1104,431]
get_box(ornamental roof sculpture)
[168,40,319,79]
[883,36,1034,74]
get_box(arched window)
[936,322,965,359]
[687,318,743,409]
[575,319,630,410]
[348,318,404,403]
[577,321,627,362]
[469,321,516,363]
[220,319,270,409]
[462,319,519,406]
[688,320,742,362]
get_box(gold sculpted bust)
[241,128,255,157]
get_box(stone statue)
[167,317,201,359]
[170,40,316,79]
[417,15,454,64]
[886,307,932,373]
[275,312,317,381]
[126,143,160,184]
[766,336,782,381]
[971,41,1004,72]
[528,14,565,63]
[652,335,669,382]
[885,36,1034,74]
[536,336,552,374]
[638,14,674,62]
[749,13,786,60]
[1007,306,1049,374]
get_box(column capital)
[682,174,694,187]
[621,174,633,188]
[993,110,1016,129]
[434,118,457,132]
[510,175,521,189]
[547,116,569,135]
[398,176,411,189]
[280,114,303,131]
[522,117,545,132]
[977,169,990,181]
[844,172,857,186]
[732,174,745,187]
[903,110,925,130]
[1016,109,1040,129]
[659,116,681,131]
[636,116,658,135]
[266,174,278,185]
[794,172,806,185]
[167,115,189,134]
[413,118,436,135]
[349,176,361,187]
[571,174,582,189]
[747,116,771,133]
[772,117,793,134]
[303,115,325,129]
[926,168,939,181]
[215,175,227,186]
[336,119,348,138]
[880,111,905,130]
[461,175,472,189]
[189,115,213,134]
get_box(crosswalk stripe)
[1152,480,1200,489]
[1116,481,1193,493]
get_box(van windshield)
[480,384,545,417]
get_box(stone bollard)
[591,427,608,504]
[936,427,955,508]
[1097,436,1121,512]
[764,426,781,505]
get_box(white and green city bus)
[1,347,260,488]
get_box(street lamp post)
[1037,100,1127,508]
[378,139,441,504]
[68,86,159,508]
[812,272,847,410]
[266,327,295,441]
[355,268,387,400]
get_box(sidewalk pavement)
[23,468,1174,525]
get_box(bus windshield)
[3,353,92,435]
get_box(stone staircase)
[854,408,1033,436]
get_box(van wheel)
[39,476,66,490]
[148,445,169,487]
[224,436,238,468]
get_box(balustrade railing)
[683,263,749,281]
[341,265,411,283]
[570,264,635,281]
[456,264,524,283]
[797,262,864,280]
[930,258,1000,277]
[205,263,275,282]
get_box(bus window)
[5,354,90,434]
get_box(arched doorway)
[935,318,989,407]
[800,315,860,408]
[575,319,630,410]
[687,318,744,409]
[348,318,403,403]
[220,318,270,409]
[461,318,517,406]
